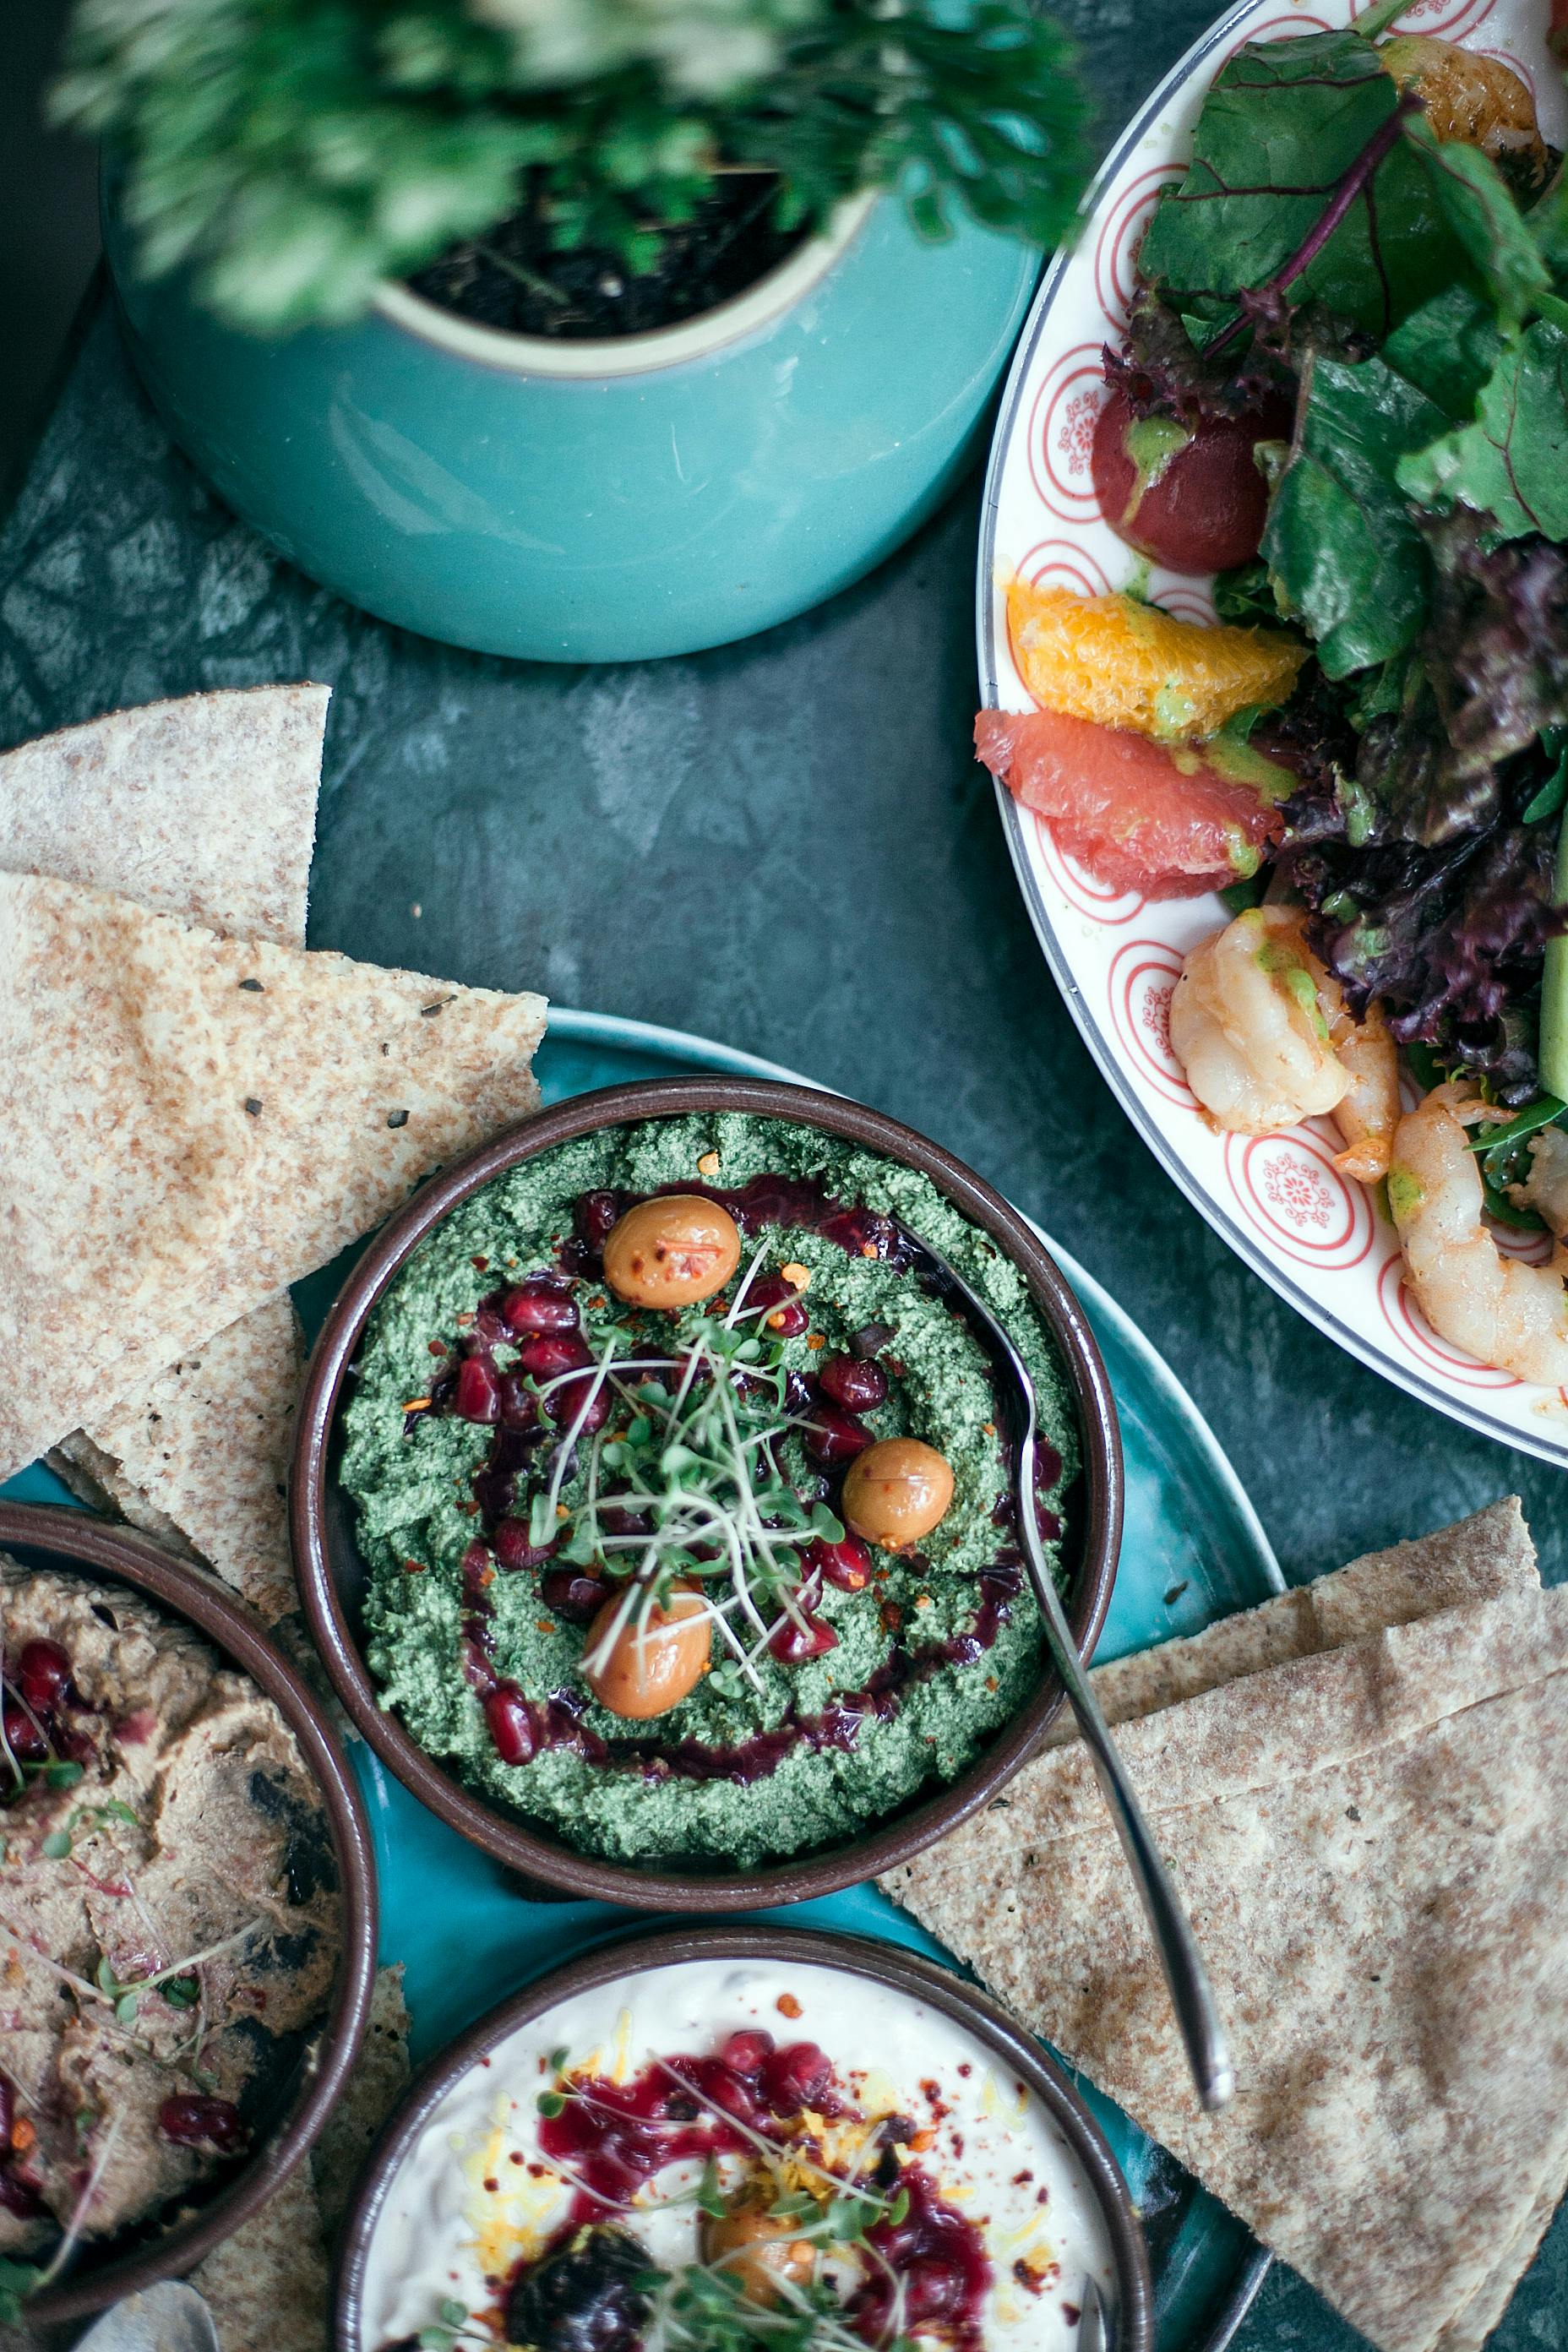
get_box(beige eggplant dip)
[0,1562,340,2258]
[340,1113,1078,1868]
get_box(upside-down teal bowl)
[102,181,1041,663]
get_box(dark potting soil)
[406,173,811,340]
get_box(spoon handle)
[1021,1476,1235,2114]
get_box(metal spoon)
[908,1233,1235,2113]
[71,2283,220,2352]
[1078,2273,1111,2352]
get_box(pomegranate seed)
[748,1274,808,1337]
[575,1190,621,1251]
[159,2095,248,2154]
[0,2170,44,2219]
[455,1357,500,1424]
[501,1278,580,1336]
[818,1354,888,1412]
[1,1701,45,1762]
[517,1332,591,1380]
[803,1402,871,1467]
[539,1570,610,1624]
[808,1535,872,1591]
[493,1519,555,1572]
[1035,1442,1063,1489]
[696,2061,760,2126]
[17,1641,72,1714]
[720,2029,775,2076]
[760,2041,832,2116]
[769,1614,839,1664]
[497,1372,537,1431]
[484,1685,536,1767]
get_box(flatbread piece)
[0,873,546,1482]
[49,1298,305,1622]
[2,686,329,1609]
[885,1543,1568,2352]
[0,687,326,948]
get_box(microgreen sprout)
[518,1288,849,1696]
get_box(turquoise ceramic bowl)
[102,182,1041,662]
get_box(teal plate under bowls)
[6,1010,1278,2347]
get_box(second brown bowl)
[291,1076,1123,1908]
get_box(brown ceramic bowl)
[335,1924,1153,2352]
[291,1077,1123,1909]
[0,1502,378,2329]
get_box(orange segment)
[1006,580,1306,742]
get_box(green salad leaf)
[1396,318,1568,542]
[1264,350,1449,675]
[1380,281,1504,421]
[1137,30,1458,344]
[1406,124,1552,335]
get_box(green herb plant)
[52,0,1090,333]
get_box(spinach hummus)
[341,1114,1077,1868]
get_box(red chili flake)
[956,2063,972,2078]
[509,2151,525,2165]
[471,1256,490,1271]
[879,1601,902,1633]
[459,1500,481,1516]
[536,1620,556,1635]
[1015,2262,1048,2298]
[455,1311,475,1329]
[1063,2301,1081,2322]
[428,1340,449,1358]
[776,1992,803,2019]
[1011,2170,1034,2186]
[483,2177,498,2193]
[403,1560,427,1576]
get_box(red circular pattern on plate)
[1012,539,1113,598]
[1108,941,1195,1104]
[1224,1130,1375,1269]
[1031,821,1147,926]
[1092,166,1184,329]
[1026,346,1109,521]
[1492,1220,1554,1266]
[1349,0,1494,35]
[1151,583,1218,627]
[1375,1253,1523,1389]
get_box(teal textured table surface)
[1,1,1563,2342]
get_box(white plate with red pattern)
[977,0,1568,1467]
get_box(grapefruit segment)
[1006,580,1306,741]
[977,706,1286,900]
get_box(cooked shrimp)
[1169,906,1399,1177]
[1390,1087,1568,1385]
[1320,990,1399,1184]
[1510,1125,1568,1239]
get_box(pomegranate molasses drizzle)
[421,1173,1062,1788]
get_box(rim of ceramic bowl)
[291,1075,1124,1910]
[0,1501,378,2327]
[370,192,876,379]
[334,1923,1155,2352]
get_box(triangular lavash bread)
[0,689,328,1616]
[52,1298,305,1623]
[0,871,546,1483]
[883,1506,1565,2352]
[1043,1494,1538,1740]
[0,686,325,946]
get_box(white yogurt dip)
[358,1953,1118,2350]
